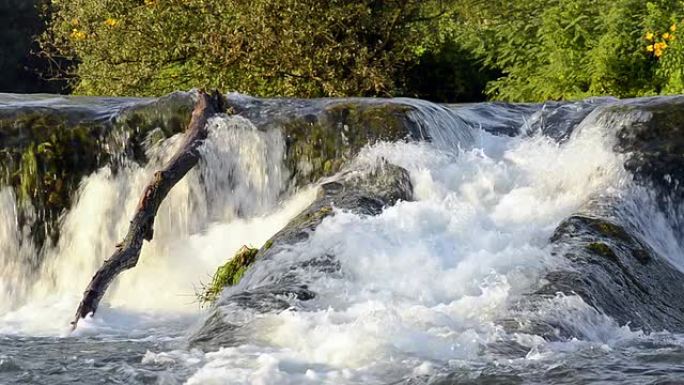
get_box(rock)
[189,161,413,350]
[611,96,684,200]
[539,215,684,334]
[504,213,684,339]
[507,97,684,337]
[224,95,427,185]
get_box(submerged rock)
[540,215,684,334]
[189,161,413,350]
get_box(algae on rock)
[0,92,195,248]
[223,96,425,187]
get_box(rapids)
[1,92,684,384]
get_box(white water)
[0,102,656,383]
[0,115,316,336]
[182,108,633,384]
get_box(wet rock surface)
[541,215,684,334]
[190,162,413,350]
[224,94,427,185]
[0,92,195,247]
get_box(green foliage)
[199,245,259,305]
[36,0,684,101]
[452,0,684,101]
[41,0,462,98]
[405,39,499,102]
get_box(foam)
[0,115,315,335]
[0,103,652,383]
[184,109,632,382]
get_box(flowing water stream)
[1,93,684,384]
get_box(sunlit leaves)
[41,0,455,97]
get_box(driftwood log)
[71,90,224,328]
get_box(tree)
[41,0,459,98]
[451,0,684,101]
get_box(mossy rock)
[190,161,414,348]
[280,102,419,185]
[0,92,195,248]
[610,96,684,199]
[585,242,618,261]
[224,96,424,187]
[531,214,684,335]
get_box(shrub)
[452,0,684,101]
[41,0,458,98]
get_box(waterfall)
[1,92,684,384]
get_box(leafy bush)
[41,0,463,98]
[452,0,684,101]
[40,0,684,101]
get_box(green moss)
[0,93,194,248]
[262,239,274,251]
[595,222,623,238]
[582,217,632,244]
[199,246,259,305]
[323,159,334,174]
[292,204,334,227]
[17,143,38,203]
[586,242,618,260]
[315,205,333,217]
[281,102,415,186]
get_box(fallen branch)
[71,90,224,328]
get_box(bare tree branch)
[71,90,225,329]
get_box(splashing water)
[179,106,633,384]
[2,96,684,384]
[0,115,315,336]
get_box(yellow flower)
[646,44,654,52]
[144,0,156,5]
[70,29,86,41]
[654,41,668,57]
[104,18,119,27]
[645,32,655,41]
[70,18,79,26]
[671,24,677,32]
[663,32,671,40]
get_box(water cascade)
[1,92,684,383]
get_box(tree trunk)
[71,90,225,329]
